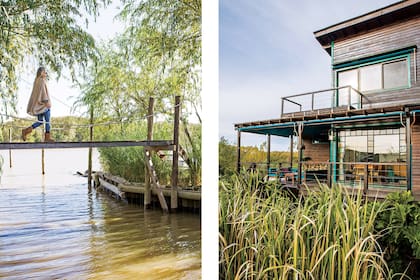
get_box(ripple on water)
[0,178,201,279]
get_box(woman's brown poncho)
[27,77,50,116]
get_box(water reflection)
[0,149,201,279]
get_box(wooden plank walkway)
[0,140,174,150]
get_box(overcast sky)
[219,0,398,150]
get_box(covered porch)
[235,99,418,198]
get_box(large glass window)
[337,57,409,93]
[360,64,381,91]
[384,60,408,89]
[337,128,405,164]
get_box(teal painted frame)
[333,47,415,96]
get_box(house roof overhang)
[314,0,420,55]
[235,104,420,138]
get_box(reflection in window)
[343,136,367,162]
[337,56,410,94]
[384,60,408,89]
[338,128,405,163]
[338,70,358,106]
[360,64,381,91]
[374,135,400,162]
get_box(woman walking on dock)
[22,66,54,142]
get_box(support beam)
[237,131,241,172]
[297,123,304,186]
[145,97,154,209]
[289,135,293,168]
[406,112,412,191]
[144,150,169,212]
[0,140,174,150]
[267,134,271,173]
[171,96,180,211]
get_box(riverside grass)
[219,173,406,280]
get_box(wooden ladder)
[144,149,169,212]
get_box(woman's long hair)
[35,67,45,81]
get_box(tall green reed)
[219,173,403,280]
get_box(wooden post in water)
[145,97,154,209]
[171,96,180,211]
[88,108,93,188]
[8,127,12,168]
[41,149,45,175]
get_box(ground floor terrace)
[235,102,420,200]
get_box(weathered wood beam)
[0,140,174,150]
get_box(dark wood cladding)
[333,15,420,108]
[333,16,420,65]
[303,139,329,163]
[412,123,420,196]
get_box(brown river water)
[0,149,201,279]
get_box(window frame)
[335,53,411,94]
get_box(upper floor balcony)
[280,86,370,118]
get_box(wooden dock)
[95,172,201,212]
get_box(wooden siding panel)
[303,139,329,163]
[333,16,420,109]
[412,123,420,197]
[333,16,420,66]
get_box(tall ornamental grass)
[219,173,405,280]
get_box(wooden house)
[234,0,420,199]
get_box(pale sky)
[16,1,124,118]
[219,0,398,150]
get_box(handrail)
[280,86,370,117]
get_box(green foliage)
[95,121,201,186]
[73,0,202,188]
[0,116,90,142]
[0,0,109,114]
[218,138,297,177]
[118,0,202,117]
[219,137,236,177]
[220,175,397,279]
[180,119,201,186]
[374,191,420,277]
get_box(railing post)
[311,93,315,111]
[281,98,284,117]
[145,97,154,209]
[347,86,351,110]
[171,96,180,211]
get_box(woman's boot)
[21,127,33,141]
[44,132,55,143]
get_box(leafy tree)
[0,0,109,115]
[219,137,236,177]
[75,0,202,186]
[118,0,202,119]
